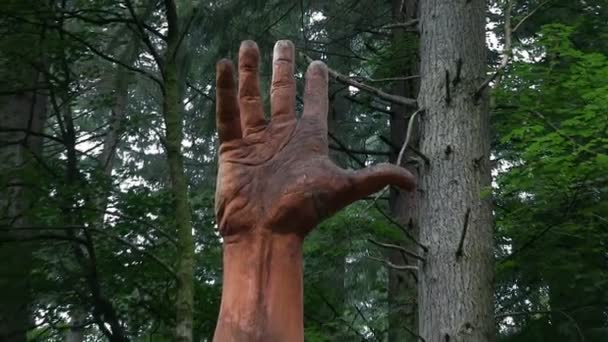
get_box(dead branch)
[344,95,392,115]
[367,255,418,271]
[475,0,554,99]
[381,19,419,30]
[302,53,417,107]
[353,75,420,83]
[366,109,422,208]
[455,208,471,258]
[368,238,425,261]
[329,144,389,156]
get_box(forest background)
[1,0,606,341]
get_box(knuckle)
[271,79,295,90]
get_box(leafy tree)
[494,23,608,341]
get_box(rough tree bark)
[387,0,420,341]
[416,0,495,341]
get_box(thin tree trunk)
[64,310,85,342]
[387,1,420,341]
[0,10,48,338]
[0,70,47,342]
[58,98,129,342]
[417,0,494,341]
[164,58,195,342]
[162,2,194,340]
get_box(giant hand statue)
[213,40,415,342]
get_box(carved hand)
[215,40,415,238]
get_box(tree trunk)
[387,1,420,341]
[164,58,195,342]
[0,15,47,340]
[64,309,85,342]
[163,2,194,340]
[417,0,494,341]
[0,76,47,342]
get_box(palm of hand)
[215,40,415,238]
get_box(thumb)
[348,163,416,201]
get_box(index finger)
[302,61,329,131]
[216,59,242,143]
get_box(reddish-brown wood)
[213,40,416,342]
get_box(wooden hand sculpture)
[213,40,415,342]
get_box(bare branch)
[512,0,554,33]
[328,132,366,167]
[475,0,513,99]
[475,0,555,99]
[89,227,177,280]
[124,0,164,71]
[378,134,430,165]
[368,238,425,261]
[366,109,422,209]
[65,28,162,86]
[302,54,417,107]
[591,213,608,224]
[329,144,389,156]
[343,95,392,115]
[397,109,422,166]
[372,205,428,252]
[2,13,161,86]
[353,75,420,83]
[367,256,418,271]
[0,127,65,145]
[186,80,214,102]
[60,10,167,41]
[84,207,177,246]
[325,130,427,253]
[381,19,419,30]
[0,233,86,245]
[0,224,177,279]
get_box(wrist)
[214,228,305,342]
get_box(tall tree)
[158,1,195,340]
[0,1,48,339]
[494,20,608,341]
[387,0,421,341]
[417,0,495,340]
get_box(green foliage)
[494,22,608,341]
[1,0,606,340]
